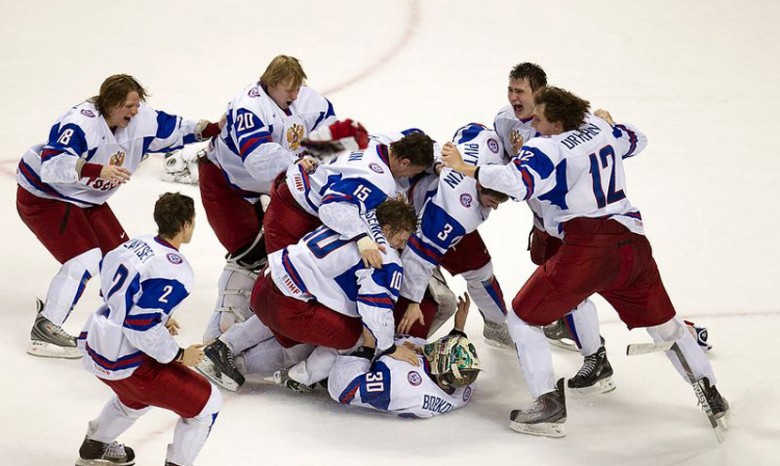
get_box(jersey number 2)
[588,145,625,208]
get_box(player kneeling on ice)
[75,193,220,466]
[329,293,481,418]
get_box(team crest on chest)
[407,371,422,386]
[510,129,524,155]
[460,193,473,208]
[109,150,126,166]
[286,123,304,151]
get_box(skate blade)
[75,459,136,466]
[570,377,616,395]
[195,359,239,392]
[548,338,579,352]
[27,340,82,359]
[483,337,514,351]
[508,419,566,438]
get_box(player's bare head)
[476,184,509,210]
[260,55,307,89]
[534,86,590,132]
[92,74,148,116]
[423,335,482,392]
[375,196,418,247]
[509,63,547,92]
[154,192,195,239]
[389,132,434,177]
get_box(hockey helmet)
[423,335,482,387]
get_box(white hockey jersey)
[268,222,404,352]
[17,102,201,208]
[493,104,546,229]
[328,336,474,418]
[206,84,336,202]
[286,139,404,241]
[78,235,193,380]
[400,123,503,302]
[478,116,648,239]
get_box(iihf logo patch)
[460,193,473,208]
[248,87,261,98]
[463,385,472,401]
[369,163,384,174]
[487,138,499,154]
[407,371,422,386]
[166,253,183,265]
[81,109,96,118]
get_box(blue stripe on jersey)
[321,178,387,211]
[43,123,88,160]
[339,375,363,404]
[519,146,555,179]
[357,293,395,310]
[136,278,188,314]
[359,361,392,411]
[235,109,272,159]
[406,234,443,266]
[17,160,99,206]
[537,160,569,209]
[142,136,154,155]
[614,124,638,158]
[369,262,403,298]
[311,99,336,131]
[155,110,179,140]
[123,311,162,331]
[282,250,309,293]
[453,123,488,144]
[419,202,466,251]
[334,261,363,301]
[85,342,146,371]
[401,128,424,136]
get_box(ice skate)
[196,339,245,391]
[567,346,616,394]
[269,367,315,393]
[28,298,81,359]
[700,377,729,420]
[509,378,567,438]
[542,318,579,352]
[482,319,514,350]
[75,436,135,465]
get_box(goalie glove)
[301,119,369,157]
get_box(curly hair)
[375,197,418,235]
[534,86,590,132]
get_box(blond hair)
[259,55,307,88]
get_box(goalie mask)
[423,335,482,389]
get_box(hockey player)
[397,123,513,349]
[16,74,220,358]
[329,293,481,418]
[198,55,369,342]
[75,193,220,466]
[263,130,434,257]
[199,197,420,391]
[442,86,728,438]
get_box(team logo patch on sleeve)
[460,193,473,208]
[248,87,261,98]
[166,253,183,264]
[407,370,422,386]
[463,385,472,401]
[369,163,384,174]
[81,109,96,118]
[487,138,499,154]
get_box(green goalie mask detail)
[423,335,482,387]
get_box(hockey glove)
[301,119,369,156]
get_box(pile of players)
[15,56,728,466]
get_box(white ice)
[1,1,778,465]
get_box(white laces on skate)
[104,441,127,459]
[574,354,598,378]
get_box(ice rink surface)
[1,1,779,464]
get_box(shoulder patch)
[487,138,499,154]
[248,87,262,98]
[407,370,422,386]
[166,253,183,265]
[463,385,472,401]
[80,109,96,118]
[460,193,473,208]
[369,163,384,174]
